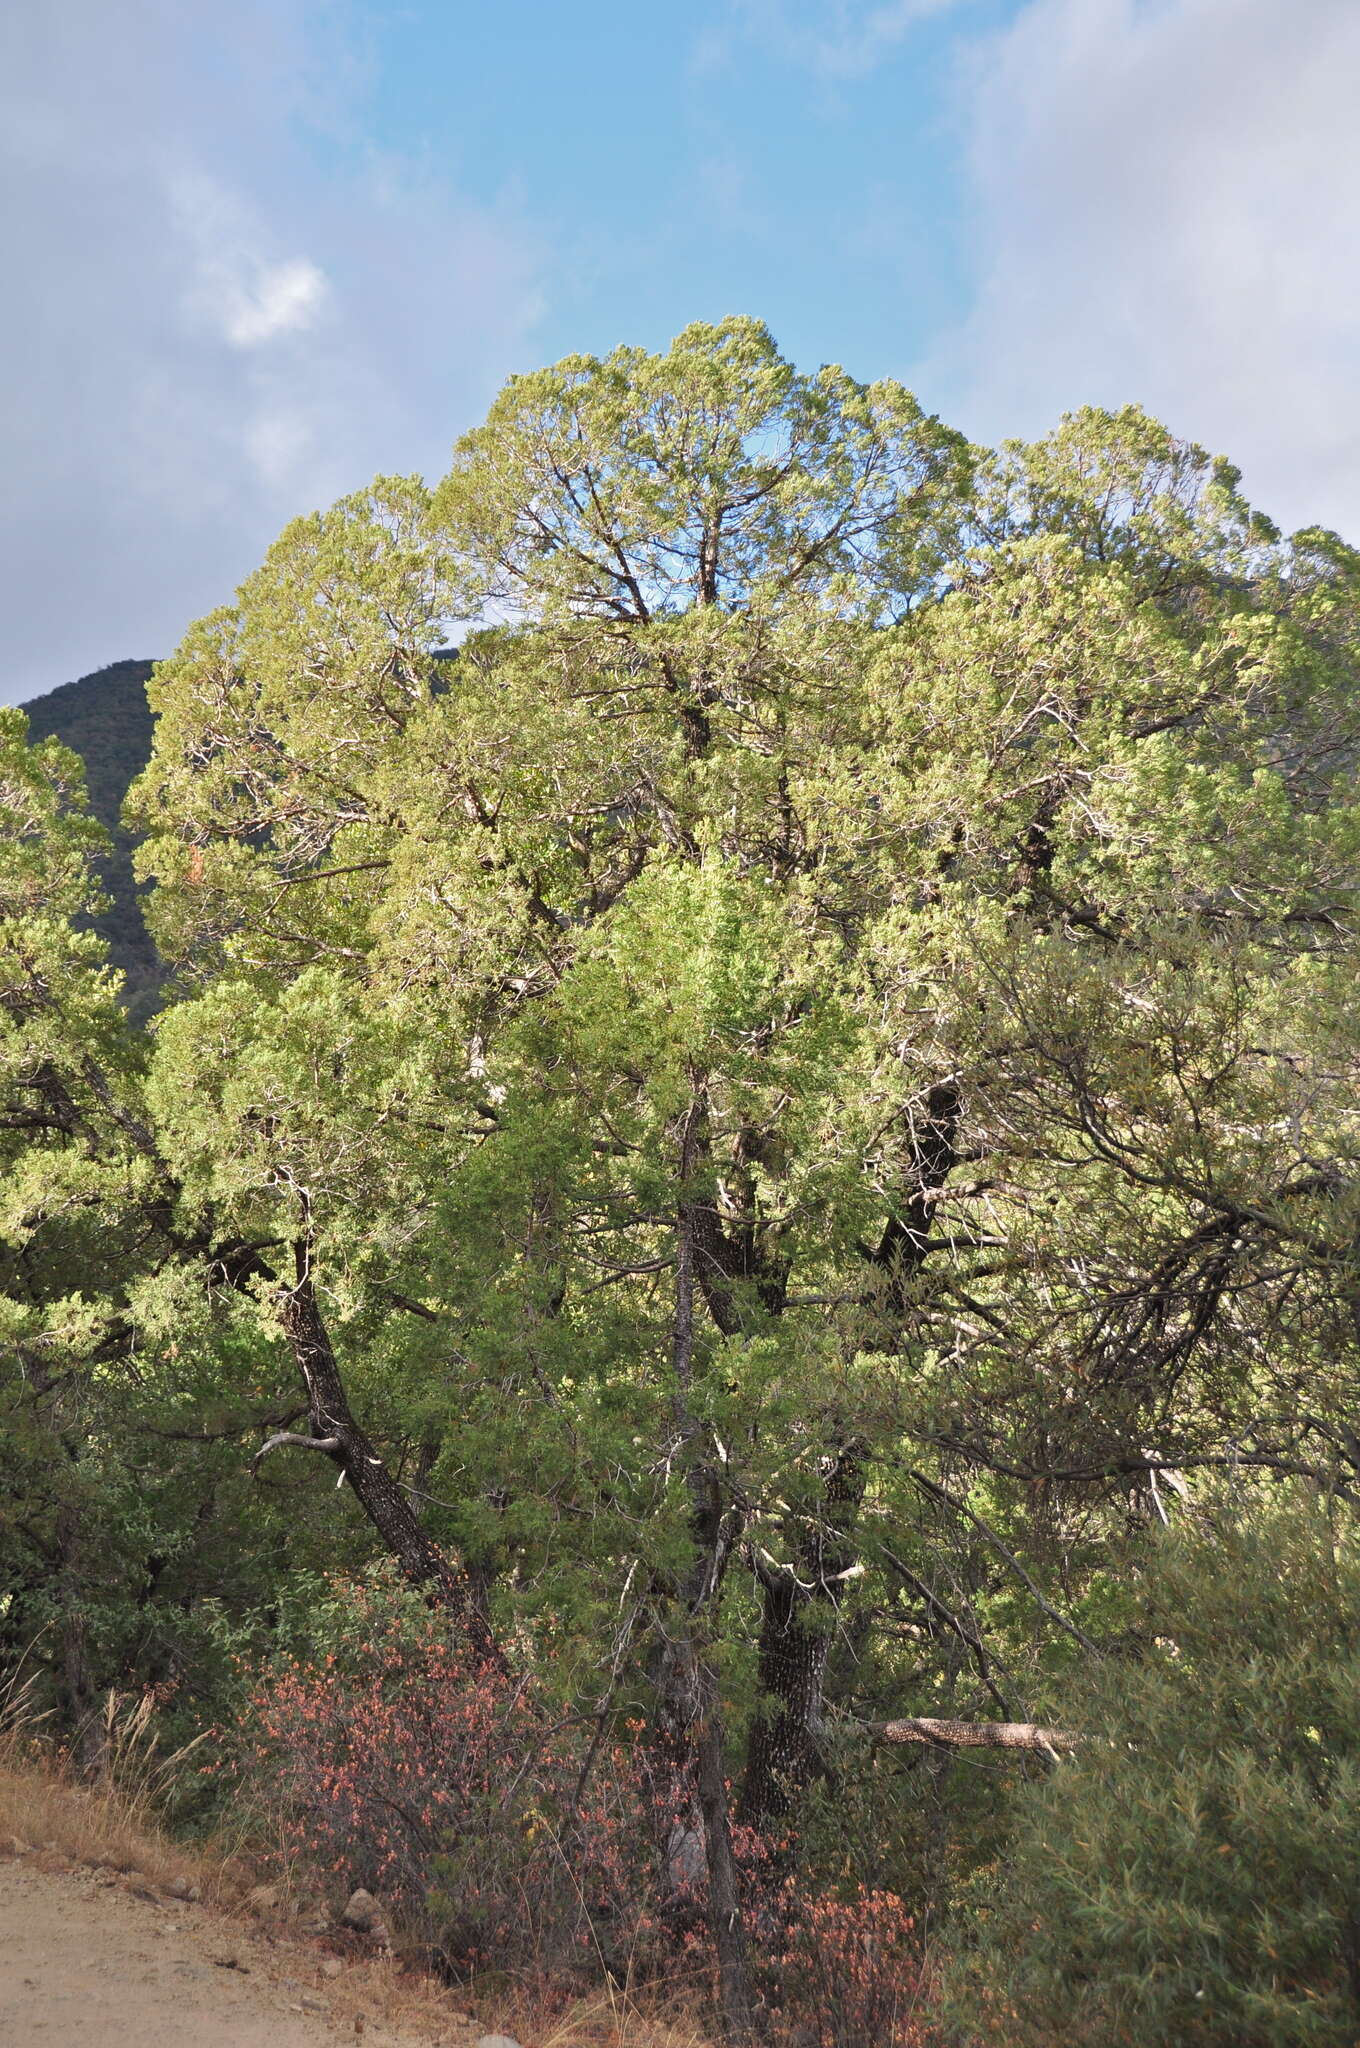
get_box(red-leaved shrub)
[244,1591,658,1980]
[765,1883,927,2048]
[242,1583,931,2042]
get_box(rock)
[299,1910,331,1936]
[167,1875,199,1901]
[320,1957,344,1978]
[247,1881,283,1917]
[301,1995,327,2013]
[341,1887,386,1936]
[340,1887,380,1932]
[476,2035,523,2048]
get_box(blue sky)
[4,0,1358,700]
[349,1,997,367]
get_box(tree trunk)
[649,1103,757,2040]
[738,1081,960,1829]
[274,1243,499,1666]
[737,1444,865,1828]
[692,1647,759,2042]
[54,1494,106,1778]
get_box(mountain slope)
[22,659,159,1015]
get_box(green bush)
[946,1492,1360,2047]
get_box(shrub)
[945,1491,1360,2047]
[243,1576,934,2041]
[244,1585,660,1980]
[765,1882,927,2048]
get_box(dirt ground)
[0,1857,424,2046]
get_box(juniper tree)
[124,325,1360,1973]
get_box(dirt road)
[0,1858,420,2046]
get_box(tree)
[122,325,1360,2029]
[0,710,287,1759]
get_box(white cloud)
[170,170,328,347]
[245,409,320,492]
[223,260,327,348]
[931,0,1360,539]
[0,1,542,703]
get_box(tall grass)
[0,1663,219,1892]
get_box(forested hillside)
[5,320,1360,2047]
[21,658,159,1015]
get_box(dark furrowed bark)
[737,1444,865,1829]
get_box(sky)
[3,0,1358,704]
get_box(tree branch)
[251,1431,340,1473]
[871,1716,1080,1757]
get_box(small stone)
[476,2034,523,2048]
[167,1875,198,1901]
[301,1995,327,2013]
[320,1957,344,1978]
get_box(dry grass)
[514,1982,712,2048]
[307,1953,714,2048]
[0,1755,216,1883]
[0,1745,239,1902]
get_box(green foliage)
[947,1494,1360,2048]
[0,705,360,1745]
[436,315,973,620]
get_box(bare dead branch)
[872,1716,1080,1756]
[251,1431,340,1474]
